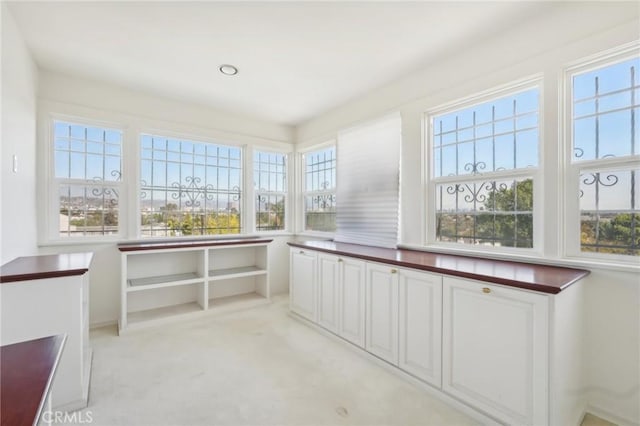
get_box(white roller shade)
[335,113,401,248]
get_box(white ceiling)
[8,1,561,126]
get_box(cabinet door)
[398,268,442,387]
[289,249,317,322]
[442,276,549,426]
[338,257,366,348]
[365,262,399,365]
[317,253,340,332]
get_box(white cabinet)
[119,239,271,333]
[287,242,588,426]
[289,248,317,321]
[398,268,442,387]
[317,253,340,332]
[316,253,366,345]
[442,276,549,426]
[337,256,366,348]
[365,262,399,365]
[0,253,93,412]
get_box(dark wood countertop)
[288,240,589,294]
[1,335,67,426]
[118,237,274,252]
[0,252,94,283]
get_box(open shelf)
[119,239,271,333]
[126,302,203,329]
[127,272,202,292]
[209,266,267,281]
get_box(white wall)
[39,71,293,145]
[1,5,39,264]
[296,4,640,425]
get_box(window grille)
[430,85,539,248]
[436,178,533,248]
[54,121,122,237]
[254,151,287,231]
[302,146,336,232]
[571,56,640,256]
[139,135,242,237]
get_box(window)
[254,151,287,231]
[429,83,540,249]
[302,146,336,232]
[53,120,123,238]
[139,134,242,237]
[569,54,640,257]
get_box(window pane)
[572,56,640,161]
[254,151,286,192]
[303,146,336,232]
[58,185,119,237]
[256,194,285,231]
[304,147,336,191]
[435,178,534,248]
[579,168,639,255]
[432,88,539,177]
[304,194,336,232]
[53,120,122,182]
[254,151,287,231]
[140,134,242,237]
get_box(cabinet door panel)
[318,254,340,332]
[398,269,442,387]
[289,249,317,321]
[338,258,366,347]
[442,276,548,426]
[365,263,399,365]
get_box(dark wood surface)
[288,240,589,294]
[0,252,94,284]
[118,237,274,252]
[1,335,66,426]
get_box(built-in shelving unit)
[118,238,272,333]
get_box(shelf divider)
[208,266,267,281]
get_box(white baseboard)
[89,319,117,330]
[586,403,640,426]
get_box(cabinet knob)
[390,269,397,274]
[482,287,491,294]
[299,250,304,254]
[338,258,343,262]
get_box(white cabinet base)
[442,276,549,426]
[399,269,442,388]
[365,262,399,365]
[288,243,587,426]
[1,270,92,411]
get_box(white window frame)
[45,114,127,243]
[298,141,337,236]
[135,128,246,239]
[252,147,291,234]
[424,77,544,255]
[563,43,640,264]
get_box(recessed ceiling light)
[219,64,238,76]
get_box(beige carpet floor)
[78,296,479,425]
